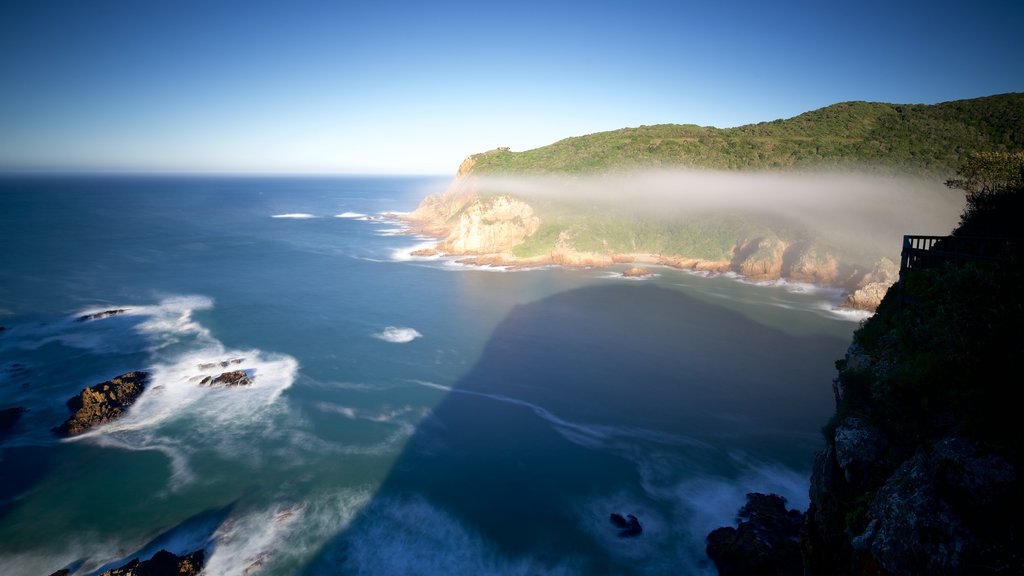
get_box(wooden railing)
[900,235,1012,281]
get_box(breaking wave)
[372,326,422,343]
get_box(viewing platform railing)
[899,235,1013,284]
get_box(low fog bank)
[472,170,965,259]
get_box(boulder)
[608,512,643,537]
[54,372,149,437]
[706,493,804,576]
[202,370,253,387]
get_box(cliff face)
[804,340,1021,576]
[408,155,481,236]
[437,194,540,253]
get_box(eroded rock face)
[733,237,788,280]
[99,548,204,576]
[54,371,149,437]
[706,493,804,576]
[841,258,898,311]
[852,438,1018,575]
[438,195,541,253]
[804,340,1024,575]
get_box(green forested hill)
[470,93,1024,176]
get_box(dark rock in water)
[100,548,204,576]
[48,570,71,576]
[208,370,253,387]
[706,493,803,576]
[0,406,25,439]
[609,512,643,537]
[76,308,127,322]
[53,372,149,437]
[621,514,643,537]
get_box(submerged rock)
[99,548,204,576]
[76,308,127,322]
[54,371,149,437]
[706,493,804,576]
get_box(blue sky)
[0,0,1021,174]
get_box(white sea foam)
[201,490,372,576]
[322,496,577,576]
[390,240,439,262]
[823,305,873,322]
[335,211,367,218]
[372,326,422,343]
[271,213,317,219]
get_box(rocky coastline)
[53,371,150,437]
[402,156,896,311]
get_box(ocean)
[0,175,858,575]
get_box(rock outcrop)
[706,493,804,576]
[406,158,900,310]
[841,257,898,311]
[733,237,788,280]
[200,370,253,387]
[622,267,651,278]
[54,371,149,437]
[437,195,540,254]
[609,513,643,537]
[802,341,1023,575]
[77,308,128,322]
[98,548,204,576]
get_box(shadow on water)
[304,283,849,575]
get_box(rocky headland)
[53,371,149,437]
[403,156,899,310]
[706,152,1024,574]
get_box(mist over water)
[1,176,861,575]
[474,170,964,259]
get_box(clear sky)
[1,0,1021,174]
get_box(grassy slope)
[471,93,1024,176]
[446,94,1024,264]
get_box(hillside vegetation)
[408,94,1024,310]
[470,93,1024,175]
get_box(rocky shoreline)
[401,156,896,311]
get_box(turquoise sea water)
[0,176,859,575]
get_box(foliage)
[470,94,1024,177]
[945,151,1024,197]
[844,168,1024,454]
